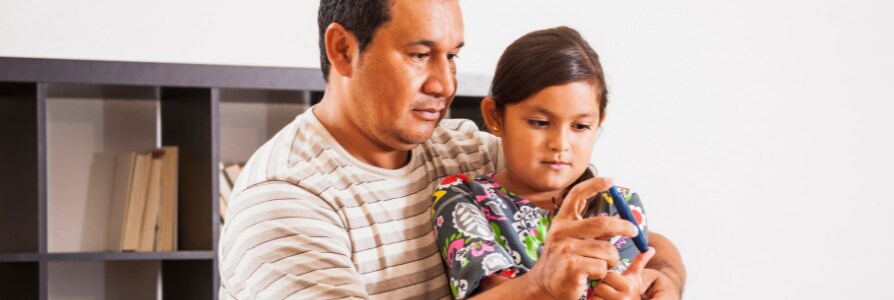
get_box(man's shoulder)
[232,111,337,195]
[425,119,498,151]
[429,118,486,142]
[420,118,504,177]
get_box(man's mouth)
[411,107,443,121]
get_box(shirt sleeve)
[476,128,504,171]
[431,175,526,299]
[219,182,368,299]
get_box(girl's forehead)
[512,82,600,116]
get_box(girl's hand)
[524,177,639,300]
[591,247,656,300]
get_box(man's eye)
[447,53,459,61]
[412,52,430,61]
[528,120,549,127]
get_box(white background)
[3,0,893,298]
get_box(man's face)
[348,0,464,151]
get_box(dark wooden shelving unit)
[0,57,326,300]
[0,56,488,300]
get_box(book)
[223,163,242,189]
[121,153,152,252]
[137,151,164,252]
[107,153,137,252]
[219,195,228,225]
[156,146,179,251]
[219,162,232,223]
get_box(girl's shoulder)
[435,173,499,191]
[432,173,505,210]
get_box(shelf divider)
[0,82,44,255]
[160,87,218,252]
[43,251,217,261]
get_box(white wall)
[0,0,317,68]
[4,0,894,299]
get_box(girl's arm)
[431,175,529,299]
[469,275,550,299]
[476,276,509,293]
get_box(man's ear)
[324,22,357,79]
[481,97,504,137]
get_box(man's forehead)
[384,0,464,48]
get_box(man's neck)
[312,96,411,170]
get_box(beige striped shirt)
[219,109,503,299]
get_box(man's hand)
[523,177,639,299]
[641,269,681,299]
[592,247,656,300]
[641,232,686,299]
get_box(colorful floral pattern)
[431,173,649,299]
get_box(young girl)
[431,26,652,299]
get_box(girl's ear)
[324,22,357,79]
[597,110,607,129]
[480,97,503,137]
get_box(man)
[218,0,685,299]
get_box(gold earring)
[492,127,499,131]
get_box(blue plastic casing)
[608,186,649,253]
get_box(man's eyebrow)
[405,40,466,49]
[406,39,435,48]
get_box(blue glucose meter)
[607,186,649,253]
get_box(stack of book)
[219,162,244,224]
[107,146,178,252]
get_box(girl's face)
[489,81,603,196]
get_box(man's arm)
[643,232,686,299]
[219,184,368,299]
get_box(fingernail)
[630,223,639,235]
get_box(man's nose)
[421,57,455,99]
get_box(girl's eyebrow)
[527,105,595,119]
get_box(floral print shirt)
[431,173,648,299]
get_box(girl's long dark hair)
[489,26,609,206]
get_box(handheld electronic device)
[607,186,649,253]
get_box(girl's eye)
[573,124,592,131]
[447,53,459,61]
[528,120,549,127]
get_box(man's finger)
[577,256,610,280]
[556,177,613,220]
[623,247,656,277]
[572,239,621,270]
[592,273,623,299]
[599,271,629,292]
[568,215,638,239]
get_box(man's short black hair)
[318,0,393,82]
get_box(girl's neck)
[492,170,567,210]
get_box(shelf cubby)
[0,262,40,299]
